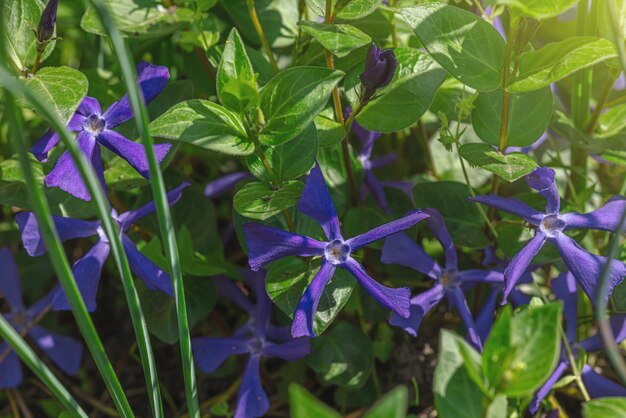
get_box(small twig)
[193,47,217,83]
[246,0,279,73]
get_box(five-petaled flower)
[471,166,626,305]
[529,272,626,414]
[192,271,310,418]
[243,164,429,338]
[345,107,414,213]
[360,44,397,103]
[0,248,82,389]
[15,183,190,311]
[381,209,504,350]
[32,62,172,201]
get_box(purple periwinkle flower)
[529,272,626,414]
[15,183,190,311]
[360,44,397,102]
[32,62,172,201]
[345,107,414,213]
[243,165,429,338]
[36,0,59,46]
[0,248,83,389]
[381,209,504,350]
[204,171,253,198]
[192,271,310,418]
[471,166,626,305]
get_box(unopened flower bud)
[37,0,59,45]
[359,44,397,102]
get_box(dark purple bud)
[359,44,397,102]
[37,0,59,45]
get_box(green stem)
[86,0,199,416]
[0,315,88,418]
[497,19,519,152]
[0,80,134,417]
[246,0,279,73]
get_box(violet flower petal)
[581,365,626,398]
[44,131,106,201]
[381,232,441,280]
[448,286,482,351]
[552,272,578,342]
[212,277,255,315]
[243,223,325,271]
[192,336,251,374]
[346,210,429,251]
[16,211,100,257]
[529,360,569,414]
[97,129,171,179]
[52,240,110,311]
[0,345,22,389]
[32,130,62,162]
[262,337,311,360]
[77,96,102,116]
[525,167,560,214]
[291,260,336,338]
[102,63,170,128]
[579,315,626,352]
[234,354,269,418]
[424,208,458,272]
[380,180,416,205]
[369,153,397,169]
[389,282,445,337]
[562,196,626,233]
[342,258,410,318]
[0,248,24,311]
[553,233,626,305]
[363,170,390,213]
[117,182,190,229]
[475,287,499,343]
[122,235,174,297]
[29,326,82,375]
[297,165,342,241]
[456,269,504,285]
[503,231,547,303]
[204,172,252,198]
[469,195,544,226]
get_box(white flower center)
[324,240,351,265]
[540,214,565,238]
[84,114,106,134]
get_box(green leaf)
[336,0,381,20]
[233,180,304,220]
[413,181,488,249]
[509,37,618,93]
[471,86,553,148]
[315,114,345,147]
[178,226,227,276]
[104,156,148,191]
[482,307,512,388]
[485,394,507,418]
[595,103,626,139]
[307,322,374,388]
[363,386,409,418]
[2,0,55,69]
[266,258,355,335]
[583,397,626,418]
[222,0,298,48]
[356,48,447,132]
[497,0,578,19]
[299,22,371,58]
[497,303,562,396]
[289,384,342,418]
[459,143,538,182]
[23,67,88,125]
[0,157,41,209]
[148,99,254,155]
[401,3,505,92]
[247,124,318,182]
[259,66,344,145]
[81,0,184,38]
[217,28,259,113]
[434,331,485,418]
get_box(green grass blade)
[84,1,200,415]
[0,84,135,418]
[0,315,89,418]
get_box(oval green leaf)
[233,180,304,220]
